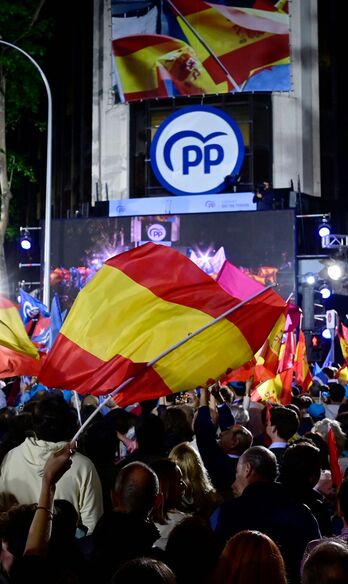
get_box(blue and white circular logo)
[150,106,245,196]
[146,223,167,242]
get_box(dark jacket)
[212,481,321,584]
[91,511,160,583]
[194,405,236,496]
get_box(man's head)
[233,446,277,496]
[32,392,76,442]
[302,540,348,584]
[328,384,345,404]
[218,424,253,455]
[279,441,321,489]
[113,462,160,519]
[266,405,299,443]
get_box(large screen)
[111,0,291,102]
[49,209,296,311]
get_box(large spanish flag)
[38,243,285,406]
[0,296,41,377]
[113,35,227,101]
[168,0,290,90]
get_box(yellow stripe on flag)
[62,264,252,380]
[0,305,39,358]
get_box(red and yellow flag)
[113,34,227,101]
[221,357,256,384]
[339,333,348,366]
[278,330,296,373]
[0,296,41,377]
[170,0,290,89]
[341,322,348,343]
[38,243,285,406]
[294,330,312,392]
[251,368,293,405]
[254,309,287,384]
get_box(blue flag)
[312,362,328,385]
[48,293,64,349]
[322,344,334,370]
[18,289,50,325]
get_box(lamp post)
[0,40,52,308]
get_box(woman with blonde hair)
[169,441,221,518]
[213,530,288,584]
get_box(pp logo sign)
[150,106,244,196]
[146,223,167,242]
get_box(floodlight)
[322,328,331,339]
[305,273,316,285]
[318,217,331,238]
[327,263,343,281]
[319,283,332,299]
[20,229,32,250]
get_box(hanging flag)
[18,289,50,325]
[0,296,41,377]
[38,243,286,406]
[216,259,265,301]
[294,330,312,392]
[251,368,293,405]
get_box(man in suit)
[212,446,321,584]
[194,386,252,500]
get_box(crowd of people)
[0,367,347,583]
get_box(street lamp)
[0,40,52,308]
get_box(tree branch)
[14,0,47,46]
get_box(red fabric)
[0,345,41,378]
[327,428,343,489]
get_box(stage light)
[327,263,343,281]
[20,229,32,251]
[319,283,332,299]
[318,217,331,238]
[305,273,316,285]
[322,328,331,339]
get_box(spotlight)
[327,263,342,281]
[20,229,32,251]
[322,328,331,339]
[319,283,332,299]
[305,273,316,285]
[318,217,331,238]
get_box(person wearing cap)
[308,403,326,423]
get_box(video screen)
[49,209,296,311]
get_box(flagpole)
[71,284,279,442]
